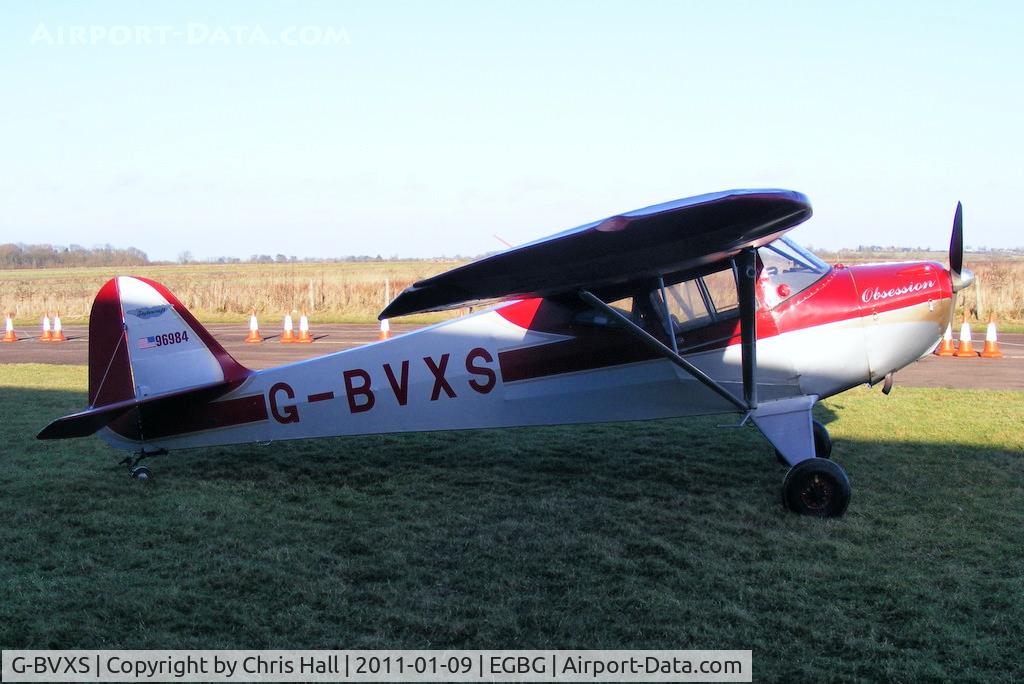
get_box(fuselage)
[100,250,953,452]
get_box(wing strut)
[578,289,748,412]
[656,276,679,355]
[737,248,758,409]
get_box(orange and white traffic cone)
[280,312,296,343]
[244,309,262,343]
[40,314,53,342]
[3,313,17,342]
[297,310,313,343]
[934,323,955,356]
[379,318,391,341]
[954,316,978,357]
[980,314,1003,359]
[50,313,66,342]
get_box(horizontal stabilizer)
[37,380,234,440]
[380,189,811,318]
[37,399,138,440]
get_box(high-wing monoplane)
[39,189,973,516]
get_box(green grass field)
[1,364,1022,681]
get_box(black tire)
[782,458,851,517]
[130,465,152,482]
[775,420,832,464]
[812,420,832,459]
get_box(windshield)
[757,237,830,307]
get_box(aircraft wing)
[380,188,811,319]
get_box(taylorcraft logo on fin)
[127,306,168,319]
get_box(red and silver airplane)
[39,189,973,517]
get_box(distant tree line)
[0,243,150,269]
[244,254,406,263]
[0,243,468,268]
[811,244,1024,259]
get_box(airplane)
[38,189,973,517]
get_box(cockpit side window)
[663,278,711,331]
[702,267,739,318]
[659,265,740,335]
[756,237,830,307]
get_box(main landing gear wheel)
[775,419,832,464]
[782,458,850,517]
[129,465,152,482]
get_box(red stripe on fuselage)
[107,390,268,441]
[499,324,657,382]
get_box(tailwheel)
[129,465,152,482]
[776,420,832,464]
[782,458,850,517]
[120,448,165,482]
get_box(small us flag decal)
[137,330,189,349]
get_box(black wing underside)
[380,188,812,319]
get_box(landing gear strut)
[776,419,832,464]
[118,449,167,482]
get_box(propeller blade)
[949,201,963,276]
[947,201,973,293]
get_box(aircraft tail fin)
[87,276,251,408]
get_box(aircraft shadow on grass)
[7,385,1020,519]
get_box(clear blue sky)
[1,1,1021,260]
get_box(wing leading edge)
[380,188,812,319]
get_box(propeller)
[948,201,974,293]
